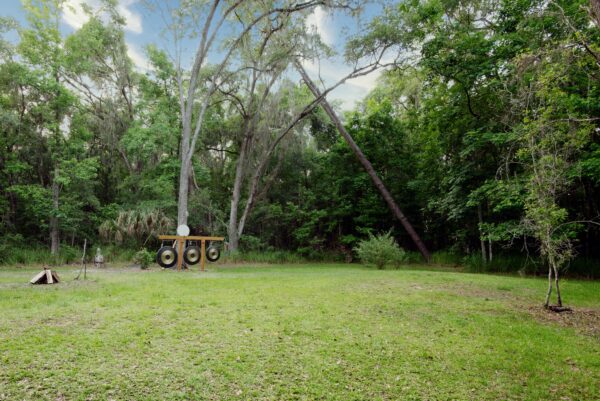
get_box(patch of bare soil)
[526,305,600,339]
[445,284,600,339]
[445,283,534,302]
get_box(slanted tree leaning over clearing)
[296,62,431,262]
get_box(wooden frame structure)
[158,235,224,271]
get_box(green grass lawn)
[0,264,598,401]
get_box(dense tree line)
[1,0,599,277]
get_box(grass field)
[0,264,599,401]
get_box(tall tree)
[296,63,432,261]
[19,0,71,254]
[151,0,339,226]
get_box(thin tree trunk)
[76,238,87,280]
[297,64,432,262]
[544,264,553,308]
[225,62,277,252]
[237,148,285,241]
[553,263,562,307]
[50,167,60,255]
[177,159,190,225]
[478,203,487,262]
[177,112,192,226]
[488,239,493,262]
[228,135,250,252]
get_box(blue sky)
[3,0,390,110]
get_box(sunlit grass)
[0,264,598,400]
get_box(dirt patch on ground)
[526,306,600,339]
[444,284,600,339]
[445,283,535,302]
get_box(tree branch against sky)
[144,0,364,226]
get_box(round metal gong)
[206,245,220,262]
[156,246,177,268]
[183,245,201,265]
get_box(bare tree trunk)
[228,135,250,252]
[177,159,190,226]
[544,264,553,308]
[297,64,432,262]
[488,239,493,262]
[237,149,285,240]
[478,203,487,262]
[553,263,562,307]
[50,167,60,255]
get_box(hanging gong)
[157,246,178,268]
[183,245,201,265]
[206,245,221,262]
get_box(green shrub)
[354,232,407,269]
[133,248,154,269]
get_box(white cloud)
[301,58,383,110]
[62,0,143,34]
[62,0,90,30]
[117,0,143,34]
[305,6,334,46]
[127,43,150,72]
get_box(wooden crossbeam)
[158,235,225,241]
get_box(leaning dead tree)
[296,62,432,262]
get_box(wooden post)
[177,238,185,271]
[200,240,206,272]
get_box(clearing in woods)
[0,264,598,400]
